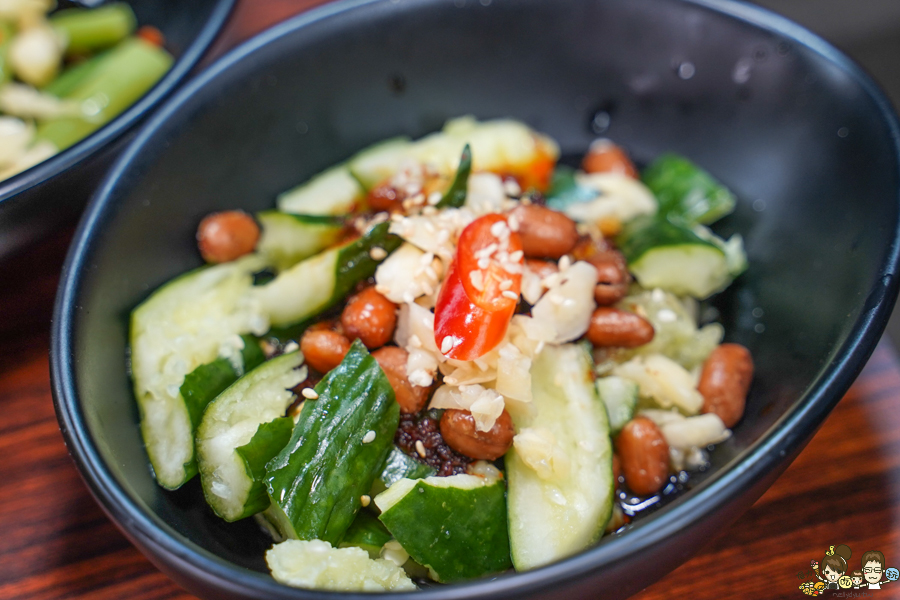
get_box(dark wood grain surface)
[1,2,899,599]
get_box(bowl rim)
[0,0,236,205]
[51,0,900,597]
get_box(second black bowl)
[0,0,234,260]
[52,0,900,598]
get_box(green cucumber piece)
[596,376,638,436]
[506,343,613,571]
[276,164,364,215]
[130,255,267,489]
[642,153,736,225]
[265,340,400,542]
[339,510,393,559]
[253,222,401,327]
[180,334,265,429]
[347,137,413,190]
[196,352,306,521]
[377,446,435,490]
[44,51,106,97]
[375,473,511,583]
[266,539,416,591]
[51,3,137,56]
[35,38,172,151]
[256,211,345,271]
[0,22,15,85]
[435,144,471,209]
[617,216,732,299]
[347,117,559,190]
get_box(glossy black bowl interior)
[51,0,900,598]
[0,0,234,259]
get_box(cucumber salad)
[130,117,754,591]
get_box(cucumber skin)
[377,477,511,583]
[435,144,471,209]
[378,446,435,490]
[256,211,345,271]
[339,510,393,559]
[264,340,400,543]
[616,215,721,265]
[180,335,265,430]
[233,417,295,519]
[642,153,736,225]
[259,221,402,330]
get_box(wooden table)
[2,2,899,598]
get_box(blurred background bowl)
[0,0,235,261]
[51,0,900,598]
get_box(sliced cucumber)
[642,153,736,225]
[266,539,416,592]
[596,376,638,436]
[265,341,400,543]
[196,352,306,522]
[348,117,559,190]
[375,472,511,583]
[339,510,393,559]
[276,163,364,215]
[376,445,436,491]
[252,222,401,327]
[256,211,345,271]
[506,343,613,571]
[617,216,732,299]
[130,255,268,489]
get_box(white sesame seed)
[360,495,371,507]
[478,257,490,270]
[409,334,422,348]
[502,290,519,300]
[475,243,498,259]
[362,430,376,444]
[415,440,427,458]
[441,336,454,354]
[558,255,572,271]
[369,247,387,260]
[501,261,523,274]
[541,273,560,288]
[437,229,450,244]
[428,191,442,205]
[490,221,510,239]
[509,250,524,262]
[424,221,436,234]
[423,206,438,216]
[283,341,299,353]
[444,377,458,385]
[425,265,438,280]
[535,341,545,354]
[504,180,521,197]
[508,214,520,231]
[302,388,319,400]
[469,270,485,291]
[499,279,513,290]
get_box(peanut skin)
[196,210,259,263]
[371,346,430,414]
[571,236,631,305]
[341,287,398,349]
[582,140,639,179]
[440,409,515,461]
[615,417,669,496]
[698,343,754,428]
[300,329,351,374]
[586,307,655,348]
[508,204,578,259]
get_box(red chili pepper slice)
[434,214,523,360]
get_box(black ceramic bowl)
[0,0,234,259]
[51,0,900,598]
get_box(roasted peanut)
[300,329,351,374]
[524,258,559,280]
[440,409,515,461]
[572,237,631,305]
[698,343,754,428]
[341,287,398,349]
[615,417,670,496]
[586,307,654,348]
[582,139,639,179]
[196,210,259,263]
[372,346,430,414]
[508,204,578,259]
